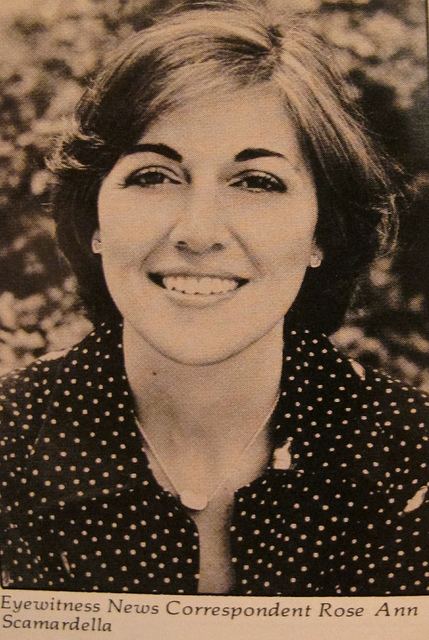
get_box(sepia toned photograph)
[0,0,428,603]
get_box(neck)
[123,322,283,454]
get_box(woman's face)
[96,87,319,365]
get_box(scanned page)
[0,1,428,638]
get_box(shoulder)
[0,348,69,410]
[0,324,119,457]
[347,360,429,494]
[318,333,429,428]
[0,349,70,459]
[355,362,429,426]
[0,349,67,402]
[315,336,429,481]
[0,324,105,414]
[0,328,103,458]
[344,355,429,447]
[318,349,429,533]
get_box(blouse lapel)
[230,328,392,594]
[23,325,375,511]
[22,323,147,512]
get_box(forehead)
[137,86,307,164]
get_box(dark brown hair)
[49,0,399,333]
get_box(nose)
[169,187,229,255]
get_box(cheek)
[97,191,171,258]
[240,207,317,270]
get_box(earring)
[310,252,322,268]
[92,237,102,254]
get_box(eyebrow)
[125,143,183,163]
[124,143,288,166]
[234,148,286,162]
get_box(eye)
[122,166,182,188]
[230,171,287,193]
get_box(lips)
[148,273,248,296]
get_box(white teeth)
[176,277,186,291]
[162,275,239,295]
[199,277,212,294]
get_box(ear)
[91,229,102,254]
[309,242,323,269]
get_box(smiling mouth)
[148,273,249,296]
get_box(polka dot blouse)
[1,322,429,595]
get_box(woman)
[1,0,428,596]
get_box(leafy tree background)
[0,0,427,388]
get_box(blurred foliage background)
[0,0,428,388]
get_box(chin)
[153,342,246,367]
[143,330,262,366]
[124,312,286,368]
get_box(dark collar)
[23,322,371,513]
